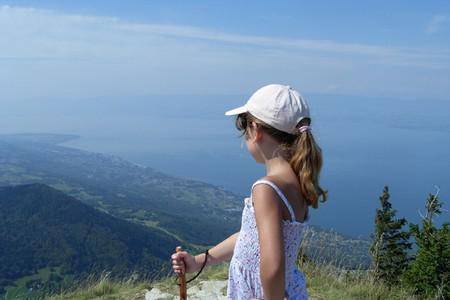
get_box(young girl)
[171,84,327,299]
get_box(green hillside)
[0,184,179,299]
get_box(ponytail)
[289,125,327,208]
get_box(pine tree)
[402,187,449,299]
[369,186,412,286]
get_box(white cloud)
[0,5,449,100]
[1,5,447,65]
[426,14,448,34]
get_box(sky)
[1,0,449,101]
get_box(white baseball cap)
[224,84,310,135]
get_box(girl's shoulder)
[253,175,292,190]
[251,176,286,199]
[252,175,309,223]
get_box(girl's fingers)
[172,259,185,274]
[173,265,185,271]
[172,259,185,267]
[171,253,186,275]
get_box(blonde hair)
[234,112,328,209]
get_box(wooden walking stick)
[176,246,187,300]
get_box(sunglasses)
[236,113,248,132]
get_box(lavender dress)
[227,179,310,300]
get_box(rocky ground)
[145,280,228,299]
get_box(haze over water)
[2,93,448,240]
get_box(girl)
[171,84,327,299]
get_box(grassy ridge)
[49,229,426,300]
[50,263,422,300]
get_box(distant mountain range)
[0,133,243,247]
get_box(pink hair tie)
[297,125,311,133]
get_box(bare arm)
[194,231,239,268]
[253,184,286,300]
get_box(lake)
[1,93,449,239]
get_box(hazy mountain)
[0,133,243,247]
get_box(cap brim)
[224,105,248,116]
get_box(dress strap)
[251,179,297,222]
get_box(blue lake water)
[1,93,449,240]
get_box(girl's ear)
[250,122,262,141]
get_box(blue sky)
[1,1,449,100]
[5,0,449,46]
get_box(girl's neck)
[265,155,291,176]
[256,131,292,176]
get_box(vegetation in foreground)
[369,186,448,299]
[49,253,421,300]
[46,229,411,300]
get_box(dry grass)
[50,228,432,299]
[49,272,151,300]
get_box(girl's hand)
[171,250,200,275]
